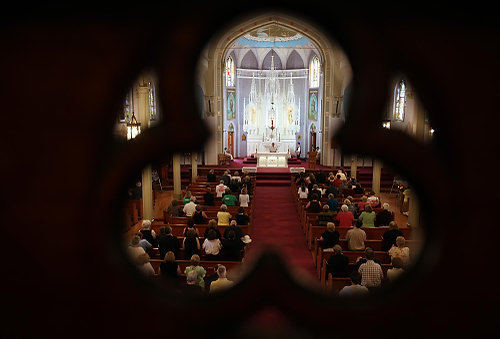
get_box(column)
[137,81,153,220]
[408,189,420,228]
[408,97,425,228]
[173,153,181,200]
[372,159,382,194]
[350,154,358,179]
[191,152,198,183]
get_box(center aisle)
[246,185,317,280]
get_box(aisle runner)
[246,186,317,279]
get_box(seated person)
[204,264,220,293]
[222,229,244,261]
[182,191,195,205]
[339,272,369,297]
[333,174,343,188]
[202,229,222,260]
[206,169,217,182]
[298,184,309,199]
[320,222,340,249]
[325,183,338,198]
[326,193,339,212]
[305,193,322,213]
[375,203,394,227]
[157,226,180,260]
[183,219,199,237]
[232,171,241,182]
[336,204,355,227]
[367,191,381,208]
[166,200,184,217]
[357,196,368,213]
[382,222,404,252]
[204,219,222,239]
[239,187,250,207]
[229,177,241,193]
[235,207,250,225]
[182,196,197,217]
[221,170,231,186]
[223,220,244,240]
[184,271,203,293]
[192,205,208,224]
[210,265,234,293]
[316,170,326,184]
[158,251,181,280]
[217,204,232,226]
[354,247,382,272]
[388,236,410,267]
[344,198,357,217]
[342,184,355,197]
[336,169,347,181]
[358,204,376,227]
[134,252,155,277]
[182,229,200,260]
[139,219,156,247]
[216,180,228,198]
[386,256,405,282]
[184,254,206,289]
[203,187,215,206]
[346,220,367,251]
[317,204,336,226]
[222,188,238,206]
[308,184,322,200]
[136,232,153,254]
[326,244,349,277]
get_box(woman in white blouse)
[298,183,308,199]
[239,187,250,207]
[202,229,222,259]
[388,236,410,267]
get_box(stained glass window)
[394,80,406,121]
[225,56,235,87]
[120,91,133,122]
[148,81,157,121]
[309,56,320,88]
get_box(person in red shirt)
[357,195,368,212]
[333,174,343,188]
[336,204,355,227]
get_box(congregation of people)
[295,168,412,295]
[127,169,254,294]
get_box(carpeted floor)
[245,186,319,287]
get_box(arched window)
[148,81,157,121]
[120,90,133,122]
[309,56,320,88]
[225,56,235,87]
[393,80,406,121]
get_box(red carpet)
[246,185,318,286]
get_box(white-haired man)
[209,265,234,293]
[375,202,394,226]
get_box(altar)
[256,151,289,167]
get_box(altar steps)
[256,172,291,187]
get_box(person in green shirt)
[222,188,237,206]
[184,254,206,289]
[358,204,376,227]
[183,191,193,205]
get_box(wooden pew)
[151,223,250,237]
[316,249,391,279]
[320,259,392,289]
[150,259,242,279]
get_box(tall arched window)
[393,80,406,121]
[225,56,235,87]
[309,56,320,88]
[120,90,133,122]
[148,81,157,121]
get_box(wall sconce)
[382,120,391,129]
[126,112,141,140]
[430,128,435,135]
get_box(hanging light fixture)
[127,111,141,140]
[382,120,391,129]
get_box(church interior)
[3,3,499,338]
